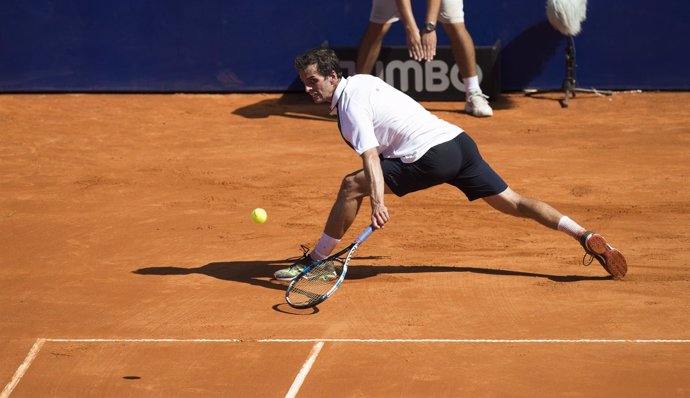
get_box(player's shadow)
[133,257,609,290]
[133,258,301,291]
[232,92,336,122]
[346,264,611,282]
[133,255,384,292]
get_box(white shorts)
[369,0,465,24]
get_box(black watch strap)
[423,22,436,33]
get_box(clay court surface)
[1,91,689,397]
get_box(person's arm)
[361,148,390,229]
[395,0,423,61]
[421,0,440,61]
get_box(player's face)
[299,64,337,104]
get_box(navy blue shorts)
[381,132,508,201]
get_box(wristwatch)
[423,22,436,33]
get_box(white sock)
[557,216,586,239]
[311,232,341,260]
[463,75,480,93]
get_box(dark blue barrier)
[330,43,501,101]
[1,0,688,92]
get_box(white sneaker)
[465,90,493,117]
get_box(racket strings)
[288,259,343,306]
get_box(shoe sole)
[464,107,493,117]
[586,234,628,280]
[273,274,299,281]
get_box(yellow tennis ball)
[251,208,268,224]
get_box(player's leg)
[449,132,626,279]
[324,170,371,239]
[482,187,563,229]
[482,188,627,279]
[275,169,393,281]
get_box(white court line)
[3,338,689,397]
[42,338,690,343]
[259,338,690,343]
[285,341,324,398]
[1,338,45,398]
[46,338,244,343]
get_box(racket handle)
[355,225,375,244]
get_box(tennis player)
[273,47,627,281]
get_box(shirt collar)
[330,76,348,115]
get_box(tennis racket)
[285,225,375,309]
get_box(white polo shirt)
[331,75,463,163]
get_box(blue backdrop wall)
[1,0,688,92]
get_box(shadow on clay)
[232,93,336,122]
[132,256,610,293]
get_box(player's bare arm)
[361,148,390,229]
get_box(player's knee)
[488,188,523,216]
[338,173,367,199]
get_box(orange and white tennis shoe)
[579,231,628,280]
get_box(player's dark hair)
[294,47,343,79]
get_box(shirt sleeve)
[339,99,380,155]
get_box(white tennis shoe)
[465,90,494,118]
[274,255,314,281]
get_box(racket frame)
[285,225,374,309]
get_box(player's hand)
[371,204,390,229]
[421,30,437,61]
